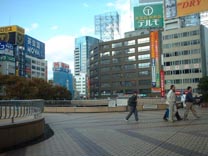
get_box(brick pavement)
[1,107,208,156]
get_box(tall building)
[53,62,74,97]
[89,30,163,98]
[162,25,208,95]
[24,35,47,80]
[162,2,208,95]
[0,25,25,76]
[0,25,47,80]
[74,36,100,98]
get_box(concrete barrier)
[0,118,45,152]
[44,106,127,113]
[44,103,167,113]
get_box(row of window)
[164,58,201,66]
[100,80,151,88]
[106,37,150,49]
[100,55,151,64]
[31,65,45,71]
[163,49,200,57]
[100,46,150,58]
[165,78,200,84]
[165,69,201,75]
[163,39,200,49]
[99,71,150,79]
[99,62,151,71]
[31,60,46,66]
[163,30,200,40]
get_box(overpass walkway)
[1,107,208,156]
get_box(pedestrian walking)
[166,85,176,122]
[163,85,182,121]
[125,91,138,121]
[184,86,200,120]
[181,91,186,108]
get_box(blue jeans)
[164,108,169,119]
[126,106,138,121]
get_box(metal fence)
[0,100,44,122]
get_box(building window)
[125,48,135,54]
[100,59,110,64]
[139,70,150,76]
[100,51,110,57]
[103,45,110,49]
[124,64,136,70]
[138,54,150,60]
[112,42,122,48]
[138,62,150,68]
[112,50,122,56]
[138,46,150,52]
[127,56,136,62]
[137,37,150,44]
[124,40,135,46]
[112,58,119,63]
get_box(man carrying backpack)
[125,91,138,122]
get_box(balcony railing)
[0,99,44,123]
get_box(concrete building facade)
[162,25,208,94]
[90,31,163,98]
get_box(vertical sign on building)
[151,31,161,93]
[150,31,156,88]
[160,70,165,97]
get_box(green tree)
[198,76,208,102]
[0,74,72,100]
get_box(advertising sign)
[0,25,25,34]
[0,32,24,46]
[24,35,45,59]
[164,0,208,19]
[150,31,161,93]
[160,70,165,97]
[53,62,70,73]
[0,42,13,56]
[134,4,163,29]
[0,55,15,62]
[0,25,25,46]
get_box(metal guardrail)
[0,100,44,122]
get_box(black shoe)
[177,118,183,121]
[163,118,168,121]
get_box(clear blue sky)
[1,0,132,79]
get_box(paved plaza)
[1,107,208,156]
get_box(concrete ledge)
[44,104,167,113]
[44,106,127,113]
[0,118,45,152]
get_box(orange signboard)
[164,0,208,19]
[177,0,208,17]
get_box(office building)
[162,25,208,95]
[89,30,163,98]
[53,62,74,97]
[74,36,100,97]
[0,25,47,80]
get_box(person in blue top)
[184,86,200,120]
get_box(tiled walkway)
[1,107,208,156]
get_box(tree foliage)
[0,74,72,100]
[198,76,208,102]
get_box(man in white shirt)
[167,85,176,122]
